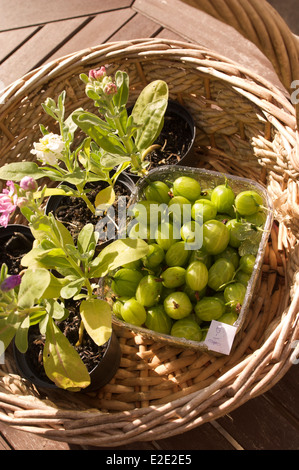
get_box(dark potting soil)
[52,180,130,243]
[26,299,108,385]
[143,111,194,171]
[0,231,33,275]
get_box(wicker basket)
[0,0,299,447]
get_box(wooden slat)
[0,26,39,63]
[152,422,238,450]
[157,28,190,42]
[0,17,90,86]
[265,365,299,422]
[217,373,299,451]
[0,0,132,31]
[0,421,72,450]
[47,9,135,62]
[0,432,12,450]
[133,0,285,91]
[107,11,162,41]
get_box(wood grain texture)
[47,9,135,62]
[133,0,286,91]
[0,17,89,86]
[0,0,132,31]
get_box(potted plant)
[125,99,196,180]
[74,67,196,179]
[0,180,149,391]
[0,90,135,244]
[0,67,191,241]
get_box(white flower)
[31,133,65,166]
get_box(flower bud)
[16,197,29,208]
[89,67,106,80]
[104,82,118,95]
[0,275,22,292]
[20,176,38,192]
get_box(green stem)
[85,278,94,297]
[76,183,96,215]
[81,192,96,215]
[76,321,85,346]
[141,144,161,162]
[106,101,141,172]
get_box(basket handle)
[180,0,299,128]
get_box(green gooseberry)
[111,268,143,297]
[121,298,147,326]
[239,254,255,274]
[144,180,171,204]
[136,274,162,307]
[194,296,226,322]
[161,266,186,288]
[180,220,201,243]
[171,316,202,342]
[208,258,235,291]
[165,241,190,267]
[168,195,192,224]
[129,200,165,226]
[145,305,173,335]
[218,310,238,326]
[224,282,246,307]
[155,222,178,250]
[210,183,235,214]
[142,243,165,269]
[234,269,251,286]
[235,190,264,216]
[185,261,209,292]
[112,300,124,319]
[172,176,202,202]
[191,198,217,223]
[202,219,230,254]
[129,221,155,243]
[163,291,193,319]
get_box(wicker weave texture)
[0,0,299,447]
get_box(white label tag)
[204,320,237,355]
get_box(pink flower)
[104,82,118,95]
[20,176,38,192]
[89,67,106,80]
[0,181,19,227]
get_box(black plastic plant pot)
[44,172,135,246]
[0,224,34,275]
[126,99,196,180]
[13,330,121,393]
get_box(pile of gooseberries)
[106,175,267,344]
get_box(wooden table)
[0,0,299,451]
